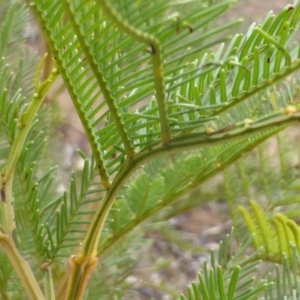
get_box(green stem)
[276,133,287,181]
[257,145,272,202]
[64,255,98,300]
[237,161,251,200]
[42,265,55,300]
[30,2,111,189]
[87,109,300,257]
[0,65,59,235]
[98,0,171,144]
[97,125,285,257]
[65,108,299,299]
[0,288,9,300]
[0,231,45,300]
[0,60,57,300]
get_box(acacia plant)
[2,0,300,299]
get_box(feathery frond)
[180,229,300,300]
[2,0,300,299]
[30,0,239,184]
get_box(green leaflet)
[239,200,300,265]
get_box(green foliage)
[181,233,269,300]
[181,231,300,300]
[239,200,300,264]
[1,0,300,299]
